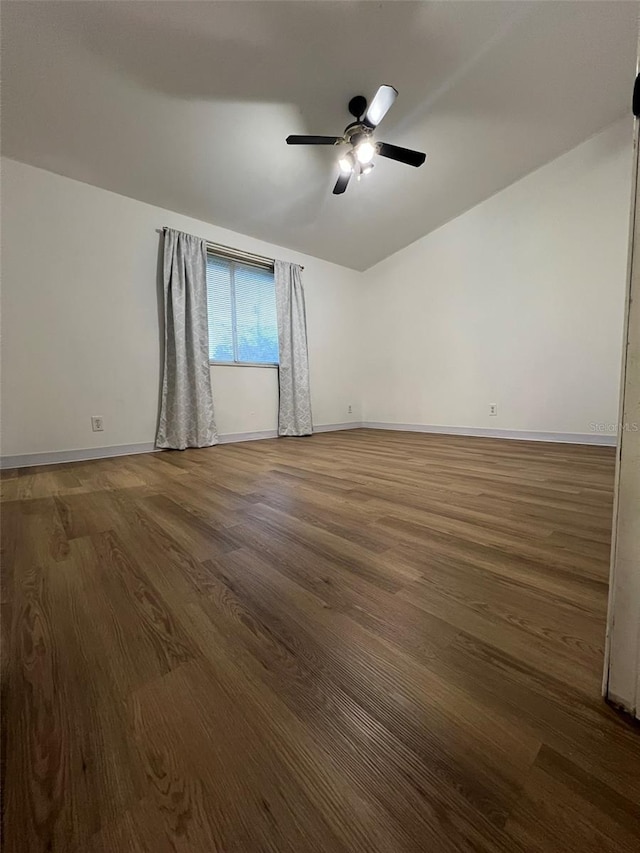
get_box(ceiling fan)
[286,85,426,195]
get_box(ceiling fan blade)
[286,135,341,145]
[363,85,398,128]
[333,171,351,195]
[378,142,426,168]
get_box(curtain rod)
[161,227,304,270]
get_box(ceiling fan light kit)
[286,85,427,195]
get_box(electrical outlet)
[348,405,353,414]
[489,404,498,417]
[91,415,104,432]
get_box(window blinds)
[206,255,279,364]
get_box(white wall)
[0,158,363,458]
[362,119,633,439]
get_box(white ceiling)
[2,1,637,270]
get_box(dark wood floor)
[2,429,639,852]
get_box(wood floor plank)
[130,659,385,853]
[504,744,640,853]
[190,554,529,853]
[198,547,541,825]
[433,631,640,803]
[2,429,638,851]
[399,574,605,694]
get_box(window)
[206,253,279,365]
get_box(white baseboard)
[217,422,362,443]
[0,422,365,469]
[361,421,617,446]
[1,421,614,469]
[0,442,158,470]
[217,429,279,444]
[314,421,363,433]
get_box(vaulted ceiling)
[2,1,636,270]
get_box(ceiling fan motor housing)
[344,125,372,146]
[348,95,368,119]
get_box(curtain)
[274,260,313,436]
[156,228,218,450]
